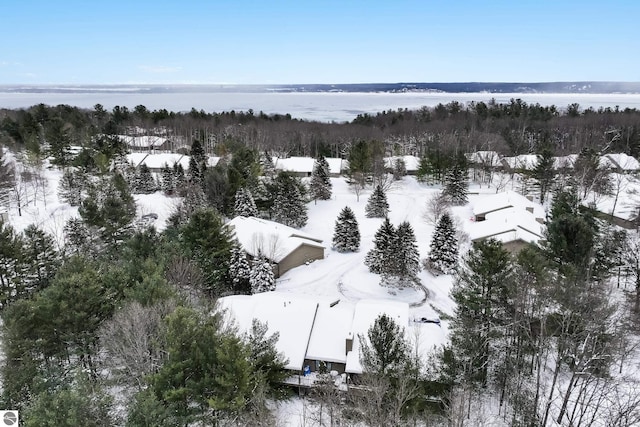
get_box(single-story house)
[227,216,325,278]
[553,154,578,171]
[470,191,546,252]
[218,293,445,382]
[603,153,640,173]
[273,157,345,177]
[466,151,503,169]
[472,190,545,222]
[118,135,172,152]
[585,173,640,229]
[126,153,221,174]
[469,208,545,253]
[500,154,539,173]
[383,155,421,175]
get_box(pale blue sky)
[1,0,638,84]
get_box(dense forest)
[1,99,640,426]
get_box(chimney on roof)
[346,333,353,355]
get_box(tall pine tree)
[393,221,420,285]
[427,213,458,274]
[272,172,307,228]
[332,206,360,252]
[229,240,251,294]
[365,185,389,218]
[365,217,396,275]
[250,255,276,294]
[22,224,59,294]
[309,155,332,201]
[233,187,258,218]
[443,165,469,206]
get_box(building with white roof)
[471,191,546,252]
[219,293,445,378]
[118,135,172,152]
[466,151,503,168]
[219,293,320,371]
[383,155,421,175]
[273,157,345,177]
[227,216,325,277]
[604,153,640,172]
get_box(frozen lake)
[1,90,640,122]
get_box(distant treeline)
[1,99,640,158]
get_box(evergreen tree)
[0,220,25,309]
[78,173,136,246]
[229,240,251,294]
[365,184,389,218]
[173,163,186,193]
[190,139,207,165]
[233,187,258,218]
[443,165,469,206]
[365,217,396,275]
[58,169,83,206]
[332,206,360,253]
[272,172,307,228]
[160,163,175,194]
[135,163,156,194]
[63,217,94,256]
[393,221,420,285]
[427,212,458,274]
[259,152,276,177]
[310,155,332,201]
[532,148,555,204]
[449,239,513,386]
[359,313,411,375]
[392,158,407,180]
[180,208,234,296]
[22,224,59,294]
[250,255,276,294]
[188,156,202,185]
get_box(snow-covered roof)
[472,190,544,218]
[605,153,640,171]
[345,299,409,374]
[383,155,421,171]
[469,207,544,245]
[273,157,344,175]
[553,154,578,170]
[207,156,221,168]
[118,135,169,148]
[501,154,539,170]
[466,151,502,167]
[306,300,355,364]
[589,173,640,221]
[227,216,324,263]
[218,292,319,371]
[126,153,149,168]
[599,155,617,169]
[220,294,440,375]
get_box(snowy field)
[2,91,640,122]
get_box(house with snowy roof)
[383,155,421,175]
[466,151,503,169]
[118,135,172,152]
[603,153,640,173]
[470,191,546,252]
[227,216,325,278]
[218,293,445,383]
[500,154,539,173]
[553,154,578,171]
[272,157,345,177]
